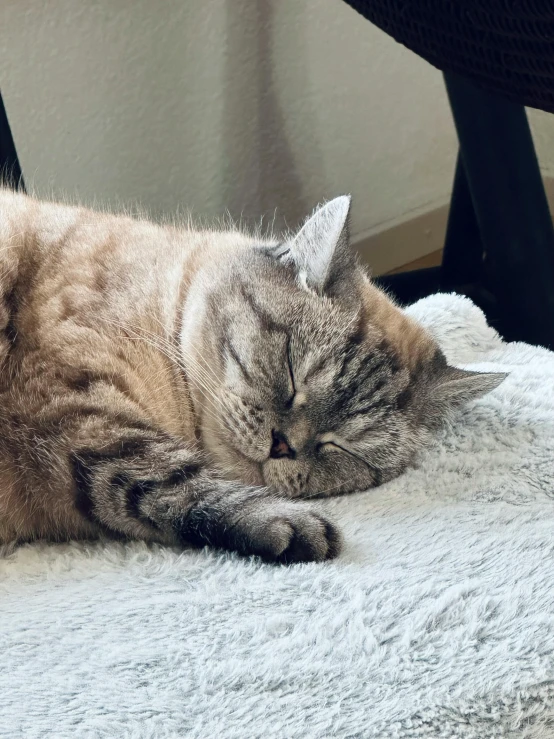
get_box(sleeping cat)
[0,191,503,562]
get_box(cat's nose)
[270,430,296,460]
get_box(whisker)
[98,316,228,424]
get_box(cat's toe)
[225,497,342,563]
[270,509,342,564]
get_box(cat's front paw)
[241,501,342,563]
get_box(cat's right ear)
[269,196,357,299]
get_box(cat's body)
[0,190,503,561]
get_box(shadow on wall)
[222,0,325,232]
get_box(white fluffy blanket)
[2,294,554,739]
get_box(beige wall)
[529,109,554,177]
[2,0,554,255]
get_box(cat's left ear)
[275,196,356,297]
[415,364,506,429]
[433,366,507,408]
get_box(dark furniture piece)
[0,91,25,193]
[344,1,554,349]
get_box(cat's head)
[181,196,505,497]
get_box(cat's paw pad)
[259,505,342,563]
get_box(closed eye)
[285,337,296,408]
[317,440,374,472]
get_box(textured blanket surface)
[2,294,554,739]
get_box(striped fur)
[0,191,503,561]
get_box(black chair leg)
[444,71,554,348]
[439,151,504,328]
[0,90,25,193]
[440,152,483,291]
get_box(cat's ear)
[275,196,356,296]
[414,364,506,429]
[433,366,507,408]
